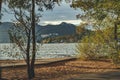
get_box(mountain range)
[0,22,76,43]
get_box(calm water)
[0,43,77,60]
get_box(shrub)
[76,28,120,63]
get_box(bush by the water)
[76,28,120,63]
[76,43,109,60]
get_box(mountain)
[0,22,76,43]
[36,22,76,38]
[0,22,13,43]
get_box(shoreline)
[0,57,76,68]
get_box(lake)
[0,43,77,60]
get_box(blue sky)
[1,1,83,25]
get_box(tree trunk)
[112,22,120,64]
[0,0,2,22]
[31,0,36,79]
[27,64,31,80]
[114,23,118,42]
[0,67,1,79]
[0,0,2,78]
[26,30,32,79]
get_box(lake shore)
[1,58,120,80]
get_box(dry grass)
[1,59,120,80]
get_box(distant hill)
[0,22,13,43]
[0,22,76,43]
[36,22,76,39]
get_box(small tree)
[76,26,115,60]
[7,0,61,79]
[70,0,120,63]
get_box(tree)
[70,0,120,63]
[70,0,120,39]
[7,0,61,79]
[0,0,2,21]
[77,27,114,60]
[0,0,2,79]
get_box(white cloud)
[40,19,82,26]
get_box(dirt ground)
[1,59,120,80]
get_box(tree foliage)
[71,0,120,63]
[77,27,115,60]
[6,0,61,79]
[70,0,120,28]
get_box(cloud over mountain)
[0,22,76,43]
